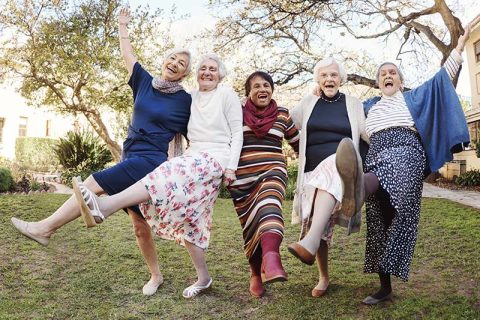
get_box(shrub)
[455,170,480,186]
[15,137,60,172]
[286,162,298,200]
[0,167,14,192]
[0,157,25,181]
[53,130,113,186]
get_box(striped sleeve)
[281,108,300,153]
[443,49,463,81]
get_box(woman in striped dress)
[227,71,299,298]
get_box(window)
[19,116,27,137]
[468,121,479,146]
[475,40,480,63]
[45,120,52,137]
[0,118,5,143]
[477,73,480,95]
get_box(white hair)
[313,57,348,85]
[196,53,227,80]
[375,62,405,86]
[163,48,192,75]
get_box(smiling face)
[161,53,189,82]
[317,63,341,98]
[197,59,220,92]
[248,75,273,109]
[378,63,403,96]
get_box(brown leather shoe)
[261,252,288,283]
[336,138,364,217]
[249,274,265,298]
[311,283,329,297]
[287,242,315,265]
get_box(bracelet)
[119,23,128,26]
[120,37,129,39]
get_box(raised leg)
[11,175,104,245]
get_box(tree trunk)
[82,110,122,162]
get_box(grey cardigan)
[290,93,368,233]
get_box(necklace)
[319,92,343,103]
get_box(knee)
[84,175,103,194]
[131,217,151,238]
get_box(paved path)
[50,182,73,195]
[422,183,480,210]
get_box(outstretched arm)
[118,8,138,77]
[444,14,480,81]
[456,14,480,54]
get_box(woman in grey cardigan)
[287,57,368,297]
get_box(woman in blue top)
[336,15,478,305]
[11,8,191,296]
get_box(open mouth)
[167,66,176,74]
[384,80,393,87]
[325,84,335,89]
[258,93,268,99]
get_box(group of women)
[11,9,478,304]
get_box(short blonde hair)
[196,53,227,81]
[313,57,348,85]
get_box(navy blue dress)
[93,62,191,215]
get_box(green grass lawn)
[0,194,479,319]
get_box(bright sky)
[128,0,478,98]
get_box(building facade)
[0,88,76,159]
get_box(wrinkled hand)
[457,14,480,52]
[223,169,236,187]
[118,8,131,25]
[312,84,321,96]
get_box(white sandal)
[72,177,105,228]
[182,278,213,299]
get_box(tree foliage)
[0,0,177,161]
[210,0,466,87]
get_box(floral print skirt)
[139,152,223,249]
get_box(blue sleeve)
[127,62,153,100]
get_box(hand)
[456,14,480,53]
[118,8,131,26]
[312,84,321,96]
[223,169,236,187]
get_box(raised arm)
[443,14,480,81]
[118,8,138,77]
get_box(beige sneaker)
[335,138,364,217]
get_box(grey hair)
[163,48,192,75]
[313,57,348,85]
[375,62,405,86]
[197,53,227,81]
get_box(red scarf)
[243,98,279,138]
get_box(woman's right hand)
[118,8,131,25]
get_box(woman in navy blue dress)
[11,8,191,296]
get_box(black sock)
[371,272,392,299]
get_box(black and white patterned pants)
[364,127,427,281]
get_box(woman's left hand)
[223,169,236,186]
[456,14,480,53]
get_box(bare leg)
[128,210,163,295]
[313,240,329,292]
[298,190,336,254]
[184,240,211,286]
[89,181,150,219]
[13,176,104,240]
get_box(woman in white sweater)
[72,53,243,299]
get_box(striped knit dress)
[228,107,300,259]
